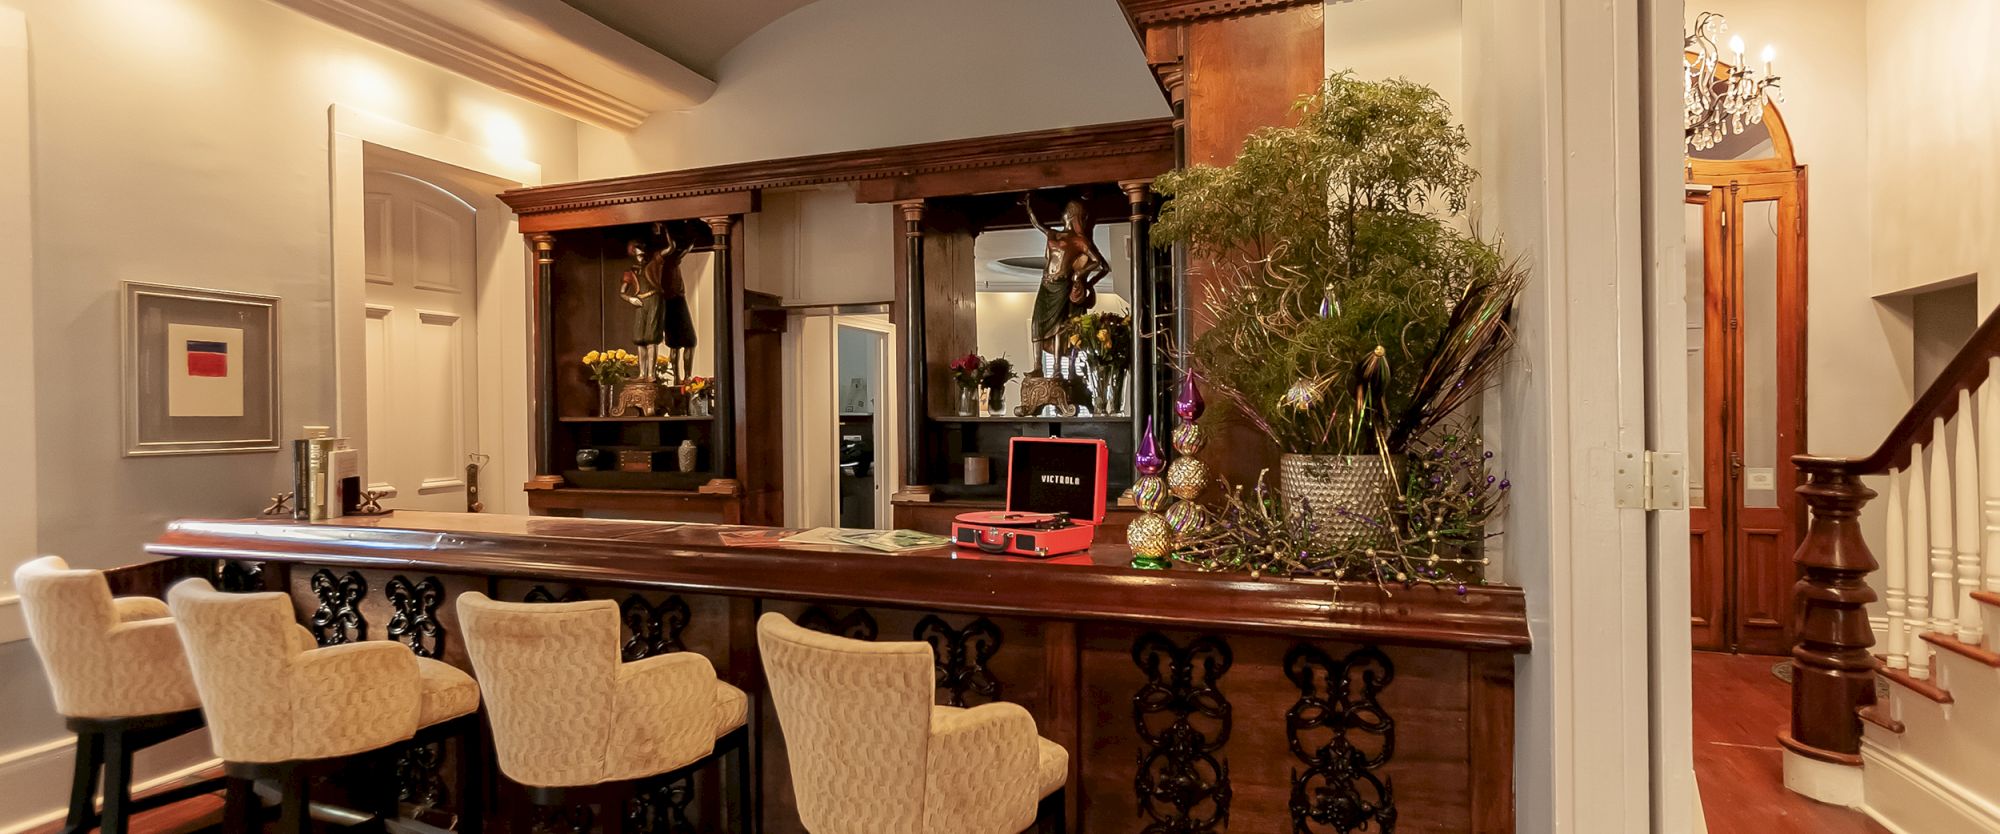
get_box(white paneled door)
[362,170,479,512]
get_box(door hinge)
[1615,450,1687,511]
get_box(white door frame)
[0,5,33,643]
[833,314,897,528]
[328,105,541,515]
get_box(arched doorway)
[1685,78,1808,655]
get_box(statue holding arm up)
[1024,196,1109,377]
[619,223,698,383]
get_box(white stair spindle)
[1909,442,1934,679]
[1958,392,1985,644]
[1982,361,2000,601]
[1884,467,1908,670]
[1930,419,1959,644]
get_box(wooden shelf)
[929,415,1132,424]
[559,415,717,423]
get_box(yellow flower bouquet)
[583,349,639,387]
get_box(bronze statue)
[1024,196,1109,376]
[620,223,698,382]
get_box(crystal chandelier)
[1685,12,1781,152]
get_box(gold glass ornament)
[1165,500,1207,536]
[1126,512,1173,568]
[1166,456,1210,500]
[1171,422,1205,455]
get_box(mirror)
[970,223,1134,415]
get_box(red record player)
[952,436,1108,557]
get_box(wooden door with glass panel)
[1687,178,1806,655]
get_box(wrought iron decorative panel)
[524,584,587,604]
[913,614,1003,707]
[798,606,878,641]
[385,575,446,659]
[1132,632,1233,832]
[216,559,264,593]
[1283,644,1396,833]
[620,594,691,661]
[308,569,368,646]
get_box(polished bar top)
[148,512,1530,652]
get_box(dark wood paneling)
[518,191,756,234]
[499,120,1173,217]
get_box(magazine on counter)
[779,527,950,553]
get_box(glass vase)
[597,383,615,417]
[985,384,1006,416]
[955,382,978,417]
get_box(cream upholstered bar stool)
[15,557,233,834]
[756,612,1068,834]
[167,578,483,834]
[456,592,752,830]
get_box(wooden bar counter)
[143,512,1529,833]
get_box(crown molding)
[499,118,1176,217]
[271,0,715,130]
[1119,0,1320,26]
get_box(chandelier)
[1685,12,1781,152]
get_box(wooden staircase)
[1787,307,2000,832]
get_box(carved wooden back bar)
[1788,305,2000,763]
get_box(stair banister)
[1787,305,2000,765]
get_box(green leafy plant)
[1154,72,1523,457]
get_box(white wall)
[0,0,586,828]
[1326,0,1463,111]
[752,187,895,306]
[576,0,1171,178]
[1867,0,2000,312]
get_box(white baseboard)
[1862,737,2000,834]
[0,729,218,834]
[0,595,24,644]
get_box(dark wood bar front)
[141,512,1529,833]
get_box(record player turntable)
[951,437,1107,557]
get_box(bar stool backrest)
[14,556,199,719]
[757,612,934,834]
[456,592,623,785]
[169,578,424,763]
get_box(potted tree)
[1155,73,1523,543]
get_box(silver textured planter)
[1278,453,1400,546]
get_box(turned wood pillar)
[528,233,556,477]
[704,216,741,482]
[897,200,929,494]
[1121,180,1162,458]
[1783,456,1879,762]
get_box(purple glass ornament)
[1135,416,1165,475]
[1174,374,1205,423]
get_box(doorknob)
[1728,453,1744,480]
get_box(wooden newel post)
[1783,455,1880,763]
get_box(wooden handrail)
[1785,298,2000,773]
[1803,302,2000,476]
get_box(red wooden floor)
[1692,651,1889,834]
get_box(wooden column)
[1121,180,1164,455]
[1782,456,1879,763]
[896,200,931,498]
[704,216,741,486]
[528,233,556,477]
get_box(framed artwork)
[122,282,281,456]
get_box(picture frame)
[122,281,281,456]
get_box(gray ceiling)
[559,0,820,77]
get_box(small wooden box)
[616,450,654,472]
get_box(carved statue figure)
[1024,196,1109,377]
[620,223,698,382]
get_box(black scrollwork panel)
[385,575,446,659]
[524,584,587,604]
[530,804,594,834]
[215,560,264,593]
[621,594,691,661]
[798,606,877,641]
[913,615,1003,707]
[626,775,696,834]
[1132,632,1233,833]
[308,569,368,646]
[395,740,447,809]
[1285,645,1396,834]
